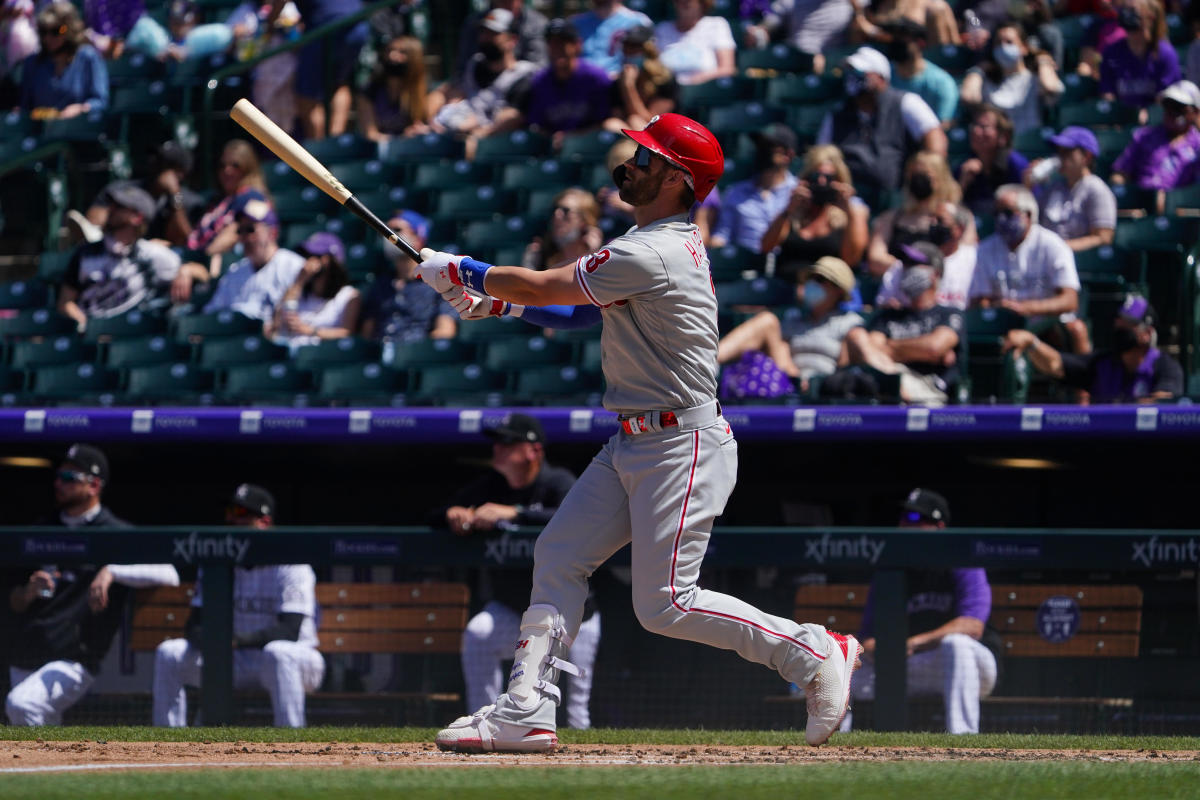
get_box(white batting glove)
[415,248,460,294]
[440,286,524,321]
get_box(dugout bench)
[128,581,470,725]
[773,582,1143,732]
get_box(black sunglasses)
[236,223,258,235]
[56,469,91,484]
[633,144,661,169]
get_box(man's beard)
[617,169,662,206]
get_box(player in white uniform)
[152,484,325,727]
[416,113,862,752]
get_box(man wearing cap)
[1003,294,1183,402]
[817,46,947,200]
[153,484,324,727]
[428,413,600,730]
[843,241,966,404]
[267,231,361,349]
[875,201,976,310]
[1112,80,1200,212]
[1,444,180,725]
[360,209,456,343]
[710,122,799,253]
[431,8,538,150]
[1028,126,1117,254]
[202,198,305,322]
[840,489,999,735]
[56,183,209,332]
[970,183,1089,356]
[454,0,549,81]
[571,0,652,78]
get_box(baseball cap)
[155,140,193,174]
[298,231,346,265]
[1047,126,1100,156]
[901,487,950,524]
[545,18,580,41]
[106,183,157,219]
[751,122,798,153]
[480,7,515,33]
[229,483,275,517]
[390,209,429,243]
[235,197,278,228]
[898,241,944,272]
[1117,293,1156,326]
[62,443,109,482]
[809,256,856,295]
[483,413,546,444]
[845,47,890,81]
[1159,80,1200,108]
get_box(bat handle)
[343,195,422,262]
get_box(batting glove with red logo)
[440,286,525,321]
[415,248,460,294]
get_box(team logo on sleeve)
[581,249,612,273]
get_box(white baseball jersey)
[574,213,720,414]
[194,565,319,648]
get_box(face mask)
[992,42,1022,68]
[927,221,952,246]
[1165,109,1189,132]
[844,72,866,97]
[900,265,936,298]
[552,229,583,248]
[907,173,934,200]
[1117,6,1141,31]
[479,41,504,61]
[887,40,912,63]
[994,210,1028,245]
[1111,326,1141,353]
[625,54,644,69]
[802,280,827,309]
[384,60,409,76]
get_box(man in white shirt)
[875,202,976,310]
[202,199,305,323]
[970,183,1089,353]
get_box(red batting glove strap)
[447,261,463,286]
[489,298,509,317]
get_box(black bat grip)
[343,194,422,262]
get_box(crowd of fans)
[3,0,1197,405]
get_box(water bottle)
[995,268,1009,300]
[38,565,57,599]
[1030,157,1060,184]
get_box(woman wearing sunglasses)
[522,188,603,271]
[15,1,107,119]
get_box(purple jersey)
[1098,38,1181,109]
[858,568,991,640]
[523,62,613,134]
[1112,125,1200,191]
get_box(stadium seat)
[0,279,50,311]
[434,186,514,220]
[304,134,377,165]
[736,44,814,74]
[380,132,465,167]
[922,44,977,73]
[493,243,529,266]
[413,363,506,399]
[291,337,382,371]
[0,363,25,394]
[580,162,620,192]
[452,314,534,342]
[174,311,263,342]
[124,362,216,404]
[330,159,401,196]
[1113,215,1198,253]
[28,363,119,404]
[579,338,603,373]
[785,103,836,144]
[196,335,288,367]
[266,159,314,193]
[963,307,1029,404]
[473,130,552,164]
[500,160,580,195]
[103,335,191,368]
[1164,183,1200,216]
[0,308,75,340]
[106,51,165,86]
[344,241,384,283]
[1013,126,1056,160]
[558,130,622,164]
[221,361,312,403]
[273,186,337,224]
[482,336,571,373]
[461,216,539,256]
[706,102,787,138]
[1057,100,1139,129]
[527,187,564,219]
[313,362,407,406]
[384,337,476,370]
[413,159,493,193]
[8,335,91,370]
[1059,73,1100,105]
[36,251,74,284]
[285,217,359,250]
[715,277,794,309]
[1110,183,1155,216]
[679,76,759,115]
[708,245,767,281]
[352,186,425,220]
[81,309,167,342]
[512,364,604,407]
[764,73,841,106]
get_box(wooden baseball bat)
[229,98,421,262]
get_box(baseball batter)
[152,484,324,727]
[416,113,861,752]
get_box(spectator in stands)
[455,0,549,80]
[957,104,1027,217]
[57,184,207,331]
[266,0,369,140]
[430,11,536,158]
[572,0,652,77]
[817,47,948,205]
[959,22,1063,135]
[511,19,615,149]
[360,209,456,343]
[1003,293,1183,402]
[71,140,205,248]
[1027,126,1118,253]
[884,19,960,129]
[153,484,324,728]
[595,137,639,229]
[428,413,600,730]
[357,34,435,143]
[762,144,870,280]
[970,183,1089,354]
[17,1,108,118]
[653,0,736,86]
[230,2,302,136]
[741,0,854,60]
[2,444,180,726]
[841,241,966,404]
[718,255,863,395]
[605,24,677,132]
[867,150,965,276]
[1111,80,1200,211]
[839,488,999,735]
[0,1,38,88]
[1186,0,1200,86]
[267,231,360,350]
[875,201,976,309]
[849,0,960,47]
[81,0,144,58]
[203,198,305,323]
[158,0,243,63]
[1099,0,1180,115]
[711,123,799,252]
[523,188,604,270]
[184,139,272,276]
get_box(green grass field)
[4,728,1200,800]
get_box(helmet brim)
[621,128,695,186]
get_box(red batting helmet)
[622,113,724,202]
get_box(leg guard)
[506,604,583,711]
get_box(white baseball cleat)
[435,704,558,753]
[804,631,862,746]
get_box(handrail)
[0,140,70,178]
[199,0,401,184]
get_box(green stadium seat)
[434,186,515,220]
[343,241,385,283]
[453,314,534,342]
[482,336,571,372]
[1059,73,1100,105]
[9,335,91,369]
[304,134,377,165]
[473,130,551,164]
[196,335,288,367]
[413,363,506,398]
[1110,183,1155,216]
[512,364,604,406]
[353,186,426,220]
[1013,126,1056,160]
[679,76,759,115]
[1113,215,1199,253]
[43,113,108,144]
[383,337,476,370]
[413,160,493,193]
[330,159,401,196]
[716,277,794,309]
[708,245,767,281]
[706,102,787,138]
[313,362,407,406]
[1164,183,1200,216]
[266,159,314,193]
[736,44,814,74]
[1057,100,1139,129]
[273,186,337,224]
[461,216,539,256]
[28,363,119,404]
[500,160,580,195]
[579,338,603,373]
[291,337,382,371]
[106,52,165,86]
[1074,245,1145,288]
[785,103,836,144]
[381,133,465,171]
[221,361,312,400]
[922,44,977,73]
[285,217,360,250]
[1,109,33,140]
[1093,129,1135,162]
[0,280,50,311]
[174,311,263,342]
[558,130,622,164]
[167,52,231,86]
[493,244,530,266]
[0,308,76,340]
[81,309,167,342]
[527,188,564,219]
[104,335,191,368]
[962,307,1028,403]
[580,162,619,192]
[124,362,216,404]
[0,363,25,394]
[764,73,840,106]
[108,80,172,116]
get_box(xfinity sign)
[172,531,251,564]
[804,533,886,565]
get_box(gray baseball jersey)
[574,213,719,414]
